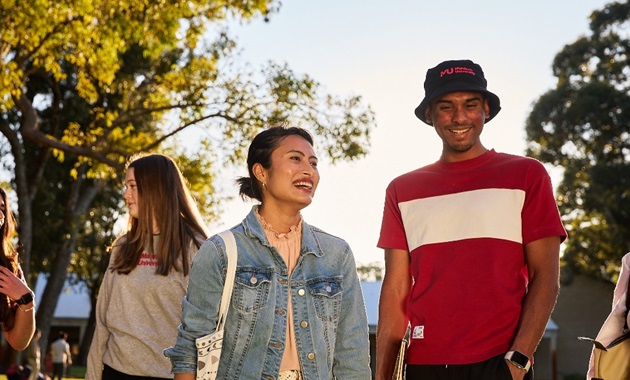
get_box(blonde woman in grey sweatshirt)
[86,153,208,380]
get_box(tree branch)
[15,94,125,169]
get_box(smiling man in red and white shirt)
[376,59,567,380]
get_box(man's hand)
[506,360,526,380]
[375,248,411,380]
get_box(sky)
[208,0,611,266]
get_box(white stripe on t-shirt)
[399,188,525,252]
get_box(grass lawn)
[1,365,85,380]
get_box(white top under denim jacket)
[164,206,372,380]
[587,252,630,379]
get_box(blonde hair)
[0,188,19,330]
[110,153,209,275]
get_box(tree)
[525,0,630,283]
[0,0,375,359]
[356,262,384,282]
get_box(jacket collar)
[241,206,322,257]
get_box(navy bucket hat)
[414,59,501,125]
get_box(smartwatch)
[15,291,34,306]
[505,350,531,372]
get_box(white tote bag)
[195,230,237,380]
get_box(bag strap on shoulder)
[215,230,237,331]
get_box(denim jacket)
[164,207,371,380]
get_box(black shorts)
[405,353,534,380]
[103,364,171,380]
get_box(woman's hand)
[0,266,31,301]
[0,265,36,350]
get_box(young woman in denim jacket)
[165,126,371,380]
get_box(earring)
[261,182,266,189]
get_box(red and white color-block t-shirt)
[378,149,567,365]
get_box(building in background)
[34,276,89,372]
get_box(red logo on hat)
[440,67,476,77]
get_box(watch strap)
[16,291,34,305]
[505,350,531,372]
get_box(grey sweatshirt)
[85,237,199,380]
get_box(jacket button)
[297,288,305,296]
[307,352,315,360]
[300,321,308,328]
[250,276,257,284]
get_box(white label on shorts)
[412,325,424,339]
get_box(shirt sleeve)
[84,254,116,380]
[377,180,409,252]
[521,161,567,244]
[332,243,372,379]
[164,236,226,373]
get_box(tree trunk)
[36,175,103,352]
[0,118,34,281]
[79,291,98,366]
[10,94,43,280]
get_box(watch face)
[17,292,33,305]
[510,351,529,367]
